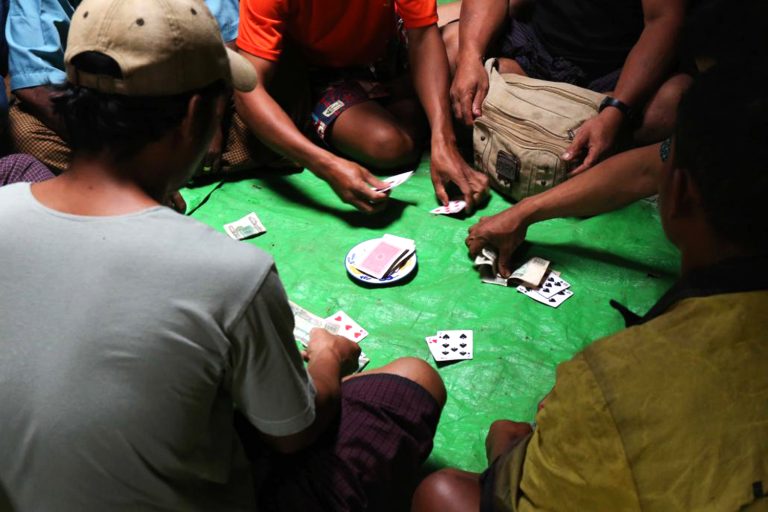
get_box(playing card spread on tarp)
[182,156,679,474]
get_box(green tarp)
[182,156,679,473]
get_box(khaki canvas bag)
[473,59,606,201]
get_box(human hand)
[431,142,489,213]
[466,207,529,277]
[199,124,225,175]
[485,420,533,464]
[322,158,390,214]
[306,328,362,378]
[450,56,489,126]
[562,109,623,176]
[164,190,187,214]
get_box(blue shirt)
[6,0,239,91]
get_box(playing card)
[375,171,414,192]
[325,310,368,342]
[224,212,266,240]
[427,330,473,362]
[534,273,571,299]
[355,239,408,279]
[429,200,467,215]
[516,286,574,308]
[382,234,416,271]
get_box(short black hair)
[52,52,228,159]
[673,63,768,254]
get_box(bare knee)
[636,73,694,144]
[374,357,447,407]
[411,468,479,512]
[359,123,420,170]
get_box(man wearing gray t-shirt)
[0,1,445,510]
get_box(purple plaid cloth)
[237,373,441,512]
[0,154,55,185]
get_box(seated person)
[412,63,768,511]
[5,0,239,176]
[445,0,691,174]
[234,0,489,214]
[0,1,445,510]
[463,0,765,273]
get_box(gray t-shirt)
[0,183,316,511]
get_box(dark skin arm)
[450,0,509,126]
[563,0,686,175]
[13,86,67,138]
[408,24,489,211]
[234,52,388,214]
[260,328,360,454]
[467,143,662,276]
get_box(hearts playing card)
[375,171,414,192]
[326,310,368,342]
[429,200,467,215]
[426,330,473,362]
[516,285,574,308]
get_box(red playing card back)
[356,241,404,279]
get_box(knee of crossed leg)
[363,123,420,170]
[387,357,447,408]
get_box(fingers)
[432,177,450,207]
[562,129,587,163]
[471,82,488,119]
[364,172,388,191]
[465,235,488,258]
[568,146,599,177]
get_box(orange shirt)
[237,0,438,68]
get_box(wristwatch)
[599,96,634,119]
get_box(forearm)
[304,351,344,438]
[516,144,661,226]
[408,26,457,147]
[458,0,508,63]
[612,16,684,108]
[234,86,336,179]
[13,86,67,138]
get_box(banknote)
[224,212,266,240]
[289,301,341,346]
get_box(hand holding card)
[375,171,414,193]
[430,200,467,216]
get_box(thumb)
[498,245,513,278]
[363,171,388,190]
[472,88,486,118]
[562,131,586,162]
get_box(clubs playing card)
[426,330,473,362]
[516,286,574,308]
[535,273,571,299]
[325,310,368,342]
[429,200,467,215]
[375,171,414,192]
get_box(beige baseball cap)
[64,0,256,96]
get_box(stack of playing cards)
[224,212,266,240]
[289,302,370,371]
[354,234,416,280]
[474,250,550,288]
[425,330,473,363]
[429,200,467,216]
[375,170,414,193]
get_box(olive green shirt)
[496,288,768,511]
